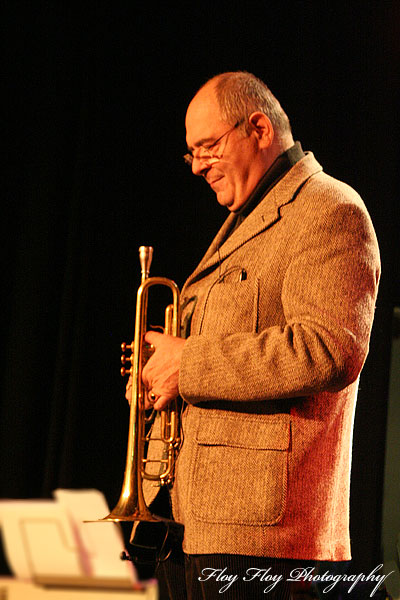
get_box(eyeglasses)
[183,119,244,167]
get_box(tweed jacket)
[145,153,380,561]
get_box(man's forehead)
[185,87,227,147]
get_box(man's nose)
[191,155,209,176]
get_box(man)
[134,71,380,599]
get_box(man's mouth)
[207,175,224,190]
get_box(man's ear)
[248,111,274,148]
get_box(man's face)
[185,86,266,212]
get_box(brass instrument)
[98,246,181,523]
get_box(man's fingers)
[144,330,163,346]
[152,396,171,411]
[125,375,133,403]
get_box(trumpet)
[98,246,181,523]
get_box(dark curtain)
[2,2,399,575]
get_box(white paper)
[54,489,136,581]
[0,490,136,584]
[0,500,83,580]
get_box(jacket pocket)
[189,413,290,525]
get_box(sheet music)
[0,490,136,585]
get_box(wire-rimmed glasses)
[183,119,244,167]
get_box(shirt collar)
[235,141,305,221]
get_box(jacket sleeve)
[178,198,380,403]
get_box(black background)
[2,1,399,575]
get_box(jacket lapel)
[184,153,322,287]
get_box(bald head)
[195,71,293,146]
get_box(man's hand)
[141,331,186,410]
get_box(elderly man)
[135,71,380,599]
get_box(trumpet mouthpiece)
[139,246,153,282]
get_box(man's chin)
[215,190,234,209]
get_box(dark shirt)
[232,141,305,231]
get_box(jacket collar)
[184,152,323,287]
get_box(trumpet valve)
[121,342,134,352]
[120,345,133,377]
